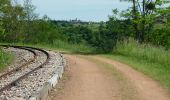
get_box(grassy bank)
[103,40,170,91]
[0,48,13,70]
[0,40,95,54]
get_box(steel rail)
[0,45,37,79]
[0,45,50,94]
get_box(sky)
[30,0,131,22]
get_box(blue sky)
[31,0,131,22]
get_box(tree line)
[0,0,169,53]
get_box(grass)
[1,39,169,91]
[0,48,14,71]
[51,40,95,53]
[0,40,95,54]
[102,39,170,91]
[115,39,170,67]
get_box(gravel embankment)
[0,49,46,89]
[0,48,65,100]
[0,47,34,76]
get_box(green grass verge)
[115,39,170,68]
[1,39,169,92]
[0,48,14,71]
[102,40,170,91]
[0,40,95,54]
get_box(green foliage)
[115,39,170,67]
[107,39,170,89]
[0,0,170,91]
[0,22,4,36]
[0,48,13,70]
[51,20,119,53]
[147,28,170,49]
[0,0,169,54]
[52,40,95,53]
[92,22,117,53]
[120,0,170,43]
[142,6,170,49]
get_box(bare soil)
[92,56,170,100]
[49,54,170,100]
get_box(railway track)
[0,45,50,95]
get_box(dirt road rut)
[50,55,170,100]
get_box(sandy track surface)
[50,54,170,100]
[92,56,170,100]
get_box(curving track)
[0,45,50,94]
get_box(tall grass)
[0,48,13,70]
[111,39,170,90]
[1,40,95,54]
[116,39,170,67]
[52,40,95,53]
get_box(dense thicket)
[0,0,169,53]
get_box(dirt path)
[92,56,170,100]
[50,54,170,100]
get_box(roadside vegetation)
[0,48,13,70]
[103,39,170,90]
[0,0,170,90]
[0,0,169,53]
[1,40,95,54]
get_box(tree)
[23,0,37,21]
[120,0,169,43]
[18,0,38,42]
[0,0,27,42]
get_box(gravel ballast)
[0,47,66,100]
[0,47,34,76]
